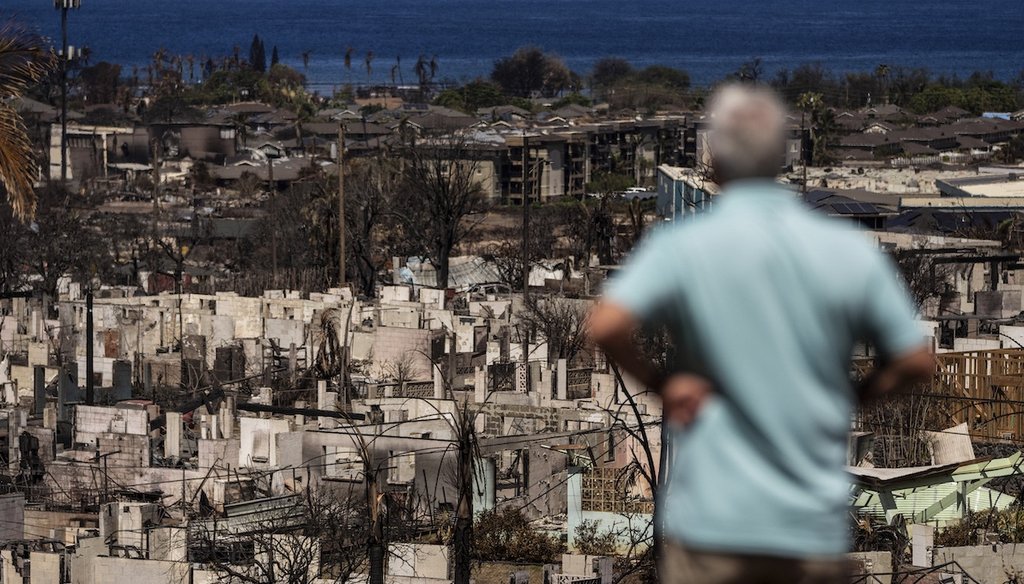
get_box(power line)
[511,422,655,516]
[32,418,650,499]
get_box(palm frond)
[0,23,53,97]
[0,103,36,218]
[0,22,55,220]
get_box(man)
[588,85,933,584]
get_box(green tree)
[574,519,618,556]
[433,80,507,113]
[143,94,203,123]
[591,57,634,90]
[267,63,306,94]
[907,85,960,114]
[552,92,591,109]
[586,171,634,194]
[491,46,573,98]
[635,65,690,90]
[192,67,268,104]
[432,89,466,111]
[249,34,266,73]
[473,507,563,563]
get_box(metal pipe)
[60,3,68,182]
[338,124,347,285]
[85,287,94,405]
[236,402,365,421]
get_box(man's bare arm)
[587,302,664,390]
[588,302,713,425]
[857,347,934,403]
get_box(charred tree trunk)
[453,432,473,584]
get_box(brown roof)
[221,102,275,115]
[901,142,939,156]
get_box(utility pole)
[268,157,277,282]
[85,287,94,405]
[520,136,534,365]
[800,110,808,194]
[520,136,530,298]
[55,0,81,183]
[453,415,474,584]
[447,328,456,396]
[338,125,347,286]
[366,449,384,584]
[151,137,162,241]
[95,450,119,505]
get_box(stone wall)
[0,494,24,541]
[848,551,892,584]
[71,555,190,584]
[935,545,1024,584]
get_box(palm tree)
[414,54,428,88]
[344,47,354,86]
[391,55,404,92]
[875,64,890,106]
[797,91,826,167]
[228,112,251,153]
[0,22,54,219]
[364,51,374,86]
[289,95,316,155]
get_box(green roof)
[853,484,1015,526]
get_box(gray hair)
[707,84,788,183]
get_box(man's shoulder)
[642,220,703,247]
[789,207,881,256]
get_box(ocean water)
[4,0,1024,91]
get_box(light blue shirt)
[605,180,923,557]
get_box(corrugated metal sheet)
[853,485,1015,525]
[922,422,975,465]
[400,256,502,290]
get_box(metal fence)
[397,381,434,399]
[579,467,654,515]
[566,368,592,400]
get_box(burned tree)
[892,250,953,311]
[191,488,370,584]
[518,295,591,365]
[487,207,561,292]
[22,186,104,302]
[393,133,488,288]
[344,158,397,297]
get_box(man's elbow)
[586,318,621,351]
[902,348,936,383]
[586,304,635,350]
[887,347,935,387]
